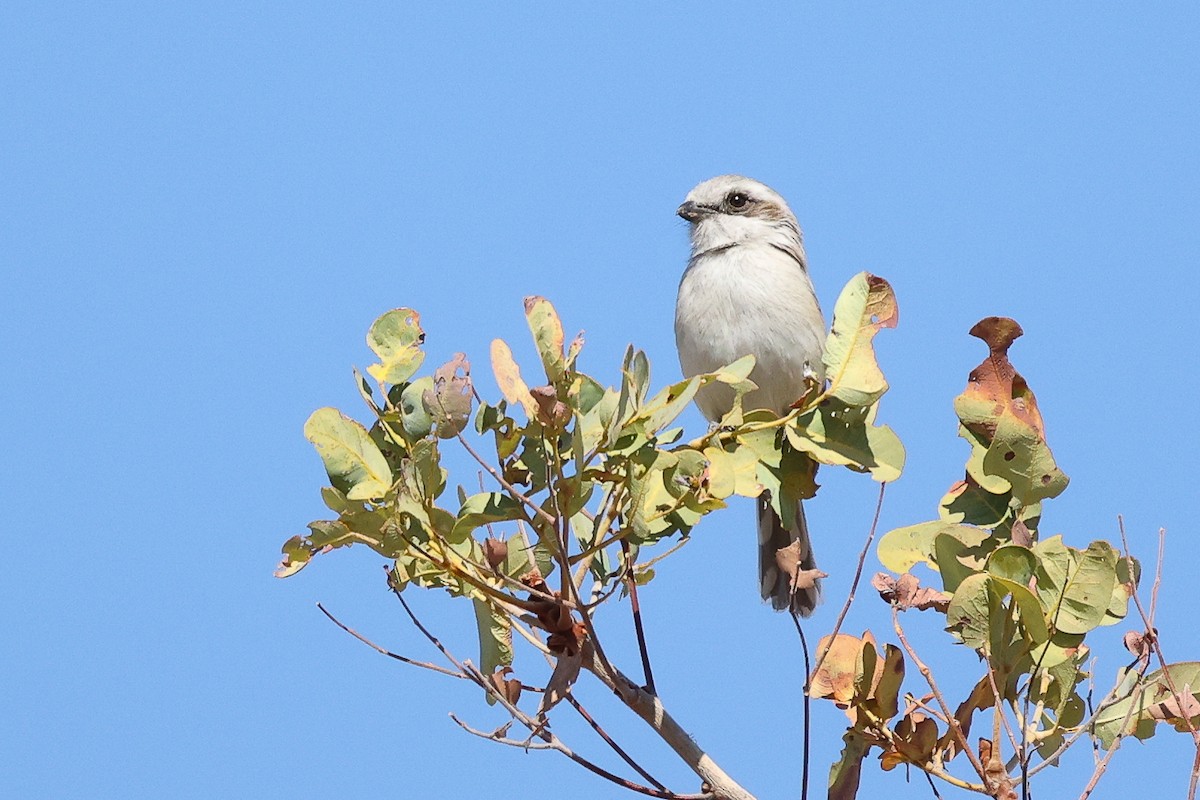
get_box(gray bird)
[674,175,826,615]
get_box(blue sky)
[3,3,1198,798]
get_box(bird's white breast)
[675,242,826,420]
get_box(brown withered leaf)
[872,572,951,612]
[1123,630,1152,660]
[1010,519,1033,547]
[962,318,1032,439]
[489,666,522,706]
[483,536,508,572]
[520,566,546,590]
[978,738,1017,800]
[538,649,582,718]
[939,677,993,763]
[423,353,473,438]
[776,539,828,593]
[811,634,871,705]
[547,622,587,656]
[954,317,1068,506]
[1147,689,1200,729]
[530,384,571,428]
[880,712,938,770]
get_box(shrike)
[674,175,826,615]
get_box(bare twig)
[450,702,707,799]
[892,605,989,784]
[1118,520,1200,799]
[789,610,813,800]
[566,693,669,791]
[1020,560,1072,797]
[542,437,625,702]
[317,603,466,680]
[1026,659,1147,778]
[449,713,555,749]
[392,587,474,677]
[455,429,559,529]
[812,482,888,681]
[622,538,657,694]
[1075,680,1147,800]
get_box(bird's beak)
[677,200,707,223]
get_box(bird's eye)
[727,192,749,210]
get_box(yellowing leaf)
[304,407,392,500]
[788,400,905,482]
[822,273,898,407]
[490,339,537,417]
[876,521,985,574]
[365,308,426,385]
[524,295,566,383]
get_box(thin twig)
[317,603,466,679]
[1118,520,1200,799]
[812,482,888,682]
[450,713,556,749]
[392,587,474,677]
[566,693,669,791]
[623,538,657,694]
[543,435,624,701]
[1076,681,1147,800]
[892,605,989,783]
[921,768,944,799]
[1021,562,1071,797]
[635,536,692,571]
[582,642,756,800]
[456,429,559,528]
[1026,660,1146,778]
[790,610,813,800]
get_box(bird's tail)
[757,495,820,615]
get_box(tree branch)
[582,641,757,800]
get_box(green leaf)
[399,377,435,439]
[366,308,426,385]
[789,399,904,482]
[933,528,994,593]
[1095,662,1200,749]
[473,598,514,703]
[828,729,871,800]
[524,295,566,383]
[987,544,1037,585]
[1034,537,1118,635]
[304,407,393,500]
[702,445,737,500]
[939,476,1013,528]
[638,375,705,433]
[275,519,382,578]
[945,572,998,650]
[876,521,983,574]
[989,574,1050,645]
[1102,554,1139,625]
[821,272,899,407]
[452,492,524,541]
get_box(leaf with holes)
[821,272,899,407]
[366,308,426,385]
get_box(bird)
[673,175,826,615]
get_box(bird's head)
[677,175,803,260]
